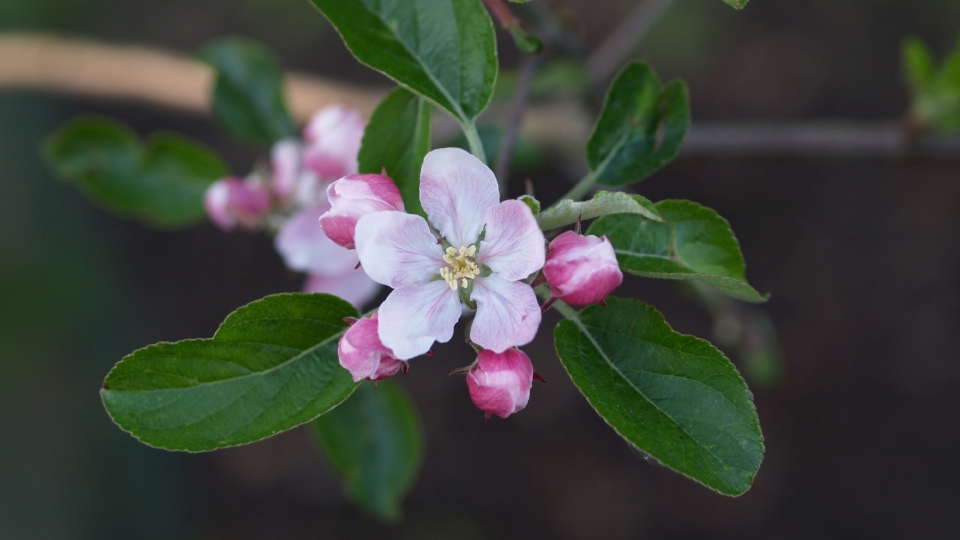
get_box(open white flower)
[355,148,545,360]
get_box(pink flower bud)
[466,348,534,419]
[543,231,623,306]
[203,177,272,231]
[302,105,366,181]
[338,313,405,382]
[320,174,405,249]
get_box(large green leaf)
[587,62,689,186]
[308,0,497,126]
[45,116,228,227]
[554,297,763,495]
[102,294,360,452]
[313,380,424,522]
[589,199,767,302]
[358,87,431,217]
[200,38,295,144]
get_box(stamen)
[439,244,481,290]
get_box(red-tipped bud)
[466,348,534,419]
[337,313,405,382]
[203,177,271,231]
[320,173,405,249]
[543,231,623,306]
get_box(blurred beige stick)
[0,33,386,121]
[3,33,959,161]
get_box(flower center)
[439,245,480,290]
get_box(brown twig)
[494,54,541,188]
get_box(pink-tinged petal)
[469,274,541,353]
[467,348,534,418]
[477,199,546,281]
[338,314,404,382]
[354,211,444,288]
[543,232,623,306]
[420,148,499,247]
[302,105,365,181]
[275,204,359,274]
[378,280,462,360]
[270,139,324,208]
[270,139,302,201]
[204,177,272,231]
[320,174,405,249]
[303,269,380,308]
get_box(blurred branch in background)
[588,0,678,85]
[4,34,960,162]
[0,34,384,121]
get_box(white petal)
[470,275,542,353]
[275,205,359,275]
[378,281,462,360]
[420,148,499,247]
[354,211,444,288]
[303,269,381,308]
[478,200,546,281]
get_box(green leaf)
[358,88,431,217]
[589,200,767,302]
[313,380,424,522]
[101,293,360,452]
[587,62,689,186]
[308,0,497,127]
[903,36,937,93]
[722,0,748,8]
[537,191,663,232]
[45,116,228,227]
[554,297,763,495]
[200,38,295,144]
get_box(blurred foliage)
[0,94,188,539]
[903,36,960,133]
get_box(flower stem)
[463,121,488,164]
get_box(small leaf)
[101,293,360,452]
[518,194,541,215]
[308,0,497,126]
[554,297,763,495]
[45,116,228,227]
[589,200,767,302]
[536,191,663,232]
[200,38,295,144]
[358,88,431,217]
[587,62,689,186]
[903,36,937,94]
[721,0,748,8]
[313,380,424,522]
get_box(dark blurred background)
[2,0,959,538]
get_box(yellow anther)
[439,244,480,290]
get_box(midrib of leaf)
[559,305,744,473]
[590,126,633,180]
[365,2,470,124]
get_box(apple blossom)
[338,313,405,382]
[320,173,405,249]
[275,203,379,307]
[302,105,365,181]
[466,348,534,419]
[354,148,546,360]
[543,231,623,306]
[203,177,272,231]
